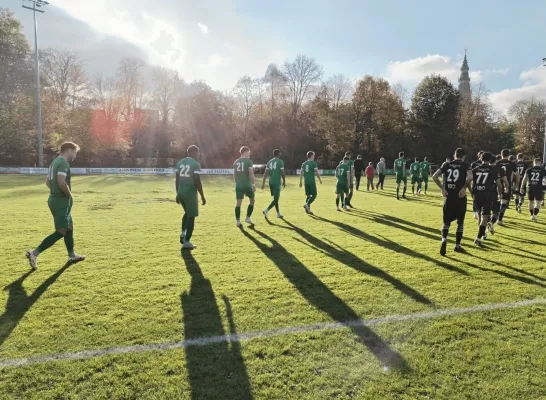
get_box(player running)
[25,142,86,270]
[410,157,421,196]
[342,152,355,208]
[432,148,472,256]
[262,149,286,219]
[515,153,527,213]
[300,151,322,215]
[394,152,408,200]
[175,145,206,250]
[520,159,546,222]
[336,157,351,211]
[470,152,502,247]
[496,149,520,226]
[234,146,256,227]
[419,157,431,194]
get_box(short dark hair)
[240,146,250,155]
[368,162,373,165]
[345,151,352,157]
[481,152,493,162]
[509,155,516,161]
[496,154,502,161]
[517,153,524,160]
[424,157,428,161]
[414,157,419,162]
[534,158,542,164]
[343,156,350,162]
[478,150,484,157]
[501,149,510,157]
[60,142,80,153]
[187,145,199,157]
[454,148,465,158]
[399,152,404,157]
[306,151,315,159]
[273,149,281,157]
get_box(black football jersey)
[525,166,545,189]
[440,160,470,196]
[515,161,527,178]
[472,164,500,195]
[496,159,517,187]
[470,160,482,170]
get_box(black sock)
[336,198,340,207]
[530,209,534,216]
[456,224,463,245]
[441,226,449,240]
[534,208,539,216]
[478,225,486,238]
[403,187,407,196]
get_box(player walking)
[496,149,520,225]
[234,146,256,227]
[262,149,286,219]
[410,157,421,196]
[432,148,472,256]
[394,152,408,200]
[470,152,502,247]
[25,142,86,270]
[336,157,351,211]
[515,153,527,213]
[470,151,484,219]
[419,157,431,194]
[520,159,546,222]
[342,152,355,208]
[300,151,322,215]
[175,145,206,250]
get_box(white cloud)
[200,54,230,68]
[197,23,208,34]
[489,66,546,113]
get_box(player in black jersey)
[496,149,520,225]
[514,153,527,213]
[488,157,508,233]
[520,159,546,222]
[470,151,485,220]
[470,152,503,247]
[432,148,472,256]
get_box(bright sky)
[7,0,546,112]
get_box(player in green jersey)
[262,149,286,219]
[175,145,206,250]
[336,157,351,211]
[340,151,355,208]
[233,146,256,227]
[394,151,408,200]
[410,157,421,196]
[299,151,323,215]
[25,142,86,270]
[419,157,432,194]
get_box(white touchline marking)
[1,297,545,369]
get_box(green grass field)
[1,175,546,400]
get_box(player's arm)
[459,170,472,197]
[261,168,269,190]
[193,173,206,205]
[502,175,509,191]
[346,169,351,184]
[299,166,303,188]
[514,169,521,190]
[496,178,503,199]
[315,168,322,184]
[56,174,72,198]
[46,175,51,188]
[432,168,447,196]
[249,167,256,192]
[520,174,529,195]
[281,167,286,188]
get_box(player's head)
[273,149,281,158]
[453,148,464,160]
[345,151,352,159]
[517,153,524,160]
[187,145,199,158]
[496,154,502,161]
[534,158,542,166]
[240,146,250,158]
[399,152,404,158]
[357,155,362,160]
[380,157,385,162]
[509,155,516,162]
[501,149,510,158]
[481,152,493,163]
[343,156,349,164]
[368,162,373,166]
[306,151,315,160]
[478,150,484,159]
[60,142,80,161]
[424,157,428,162]
[414,157,419,162]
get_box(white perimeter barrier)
[0,167,235,175]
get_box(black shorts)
[529,188,543,202]
[443,196,467,224]
[474,193,492,216]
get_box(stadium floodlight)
[22,0,49,167]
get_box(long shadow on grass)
[279,220,436,304]
[310,215,469,276]
[181,252,253,400]
[0,263,71,348]
[240,227,409,371]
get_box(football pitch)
[1,175,546,400]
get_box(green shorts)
[269,184,281,199]
[411,176,420,184]
[336,183,349,195]
[304,182,317,197]
[236,186,255,200]
[396,173,407,185]
[48,196,72,230]
[178,191,199,217]
[421,175,429,183]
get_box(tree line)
[1,8,545,169]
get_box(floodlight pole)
[22,1,47,167]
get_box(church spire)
[458,49,471,99]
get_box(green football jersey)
[420,161,431,176]
[47,156,71,198]
[410,162,420,177]
[266,158,284,185]
[234,158,254,187]
[301,160,318,184]
[394,158,406,174]
[176,157,201,195]
[336,163,350,185]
